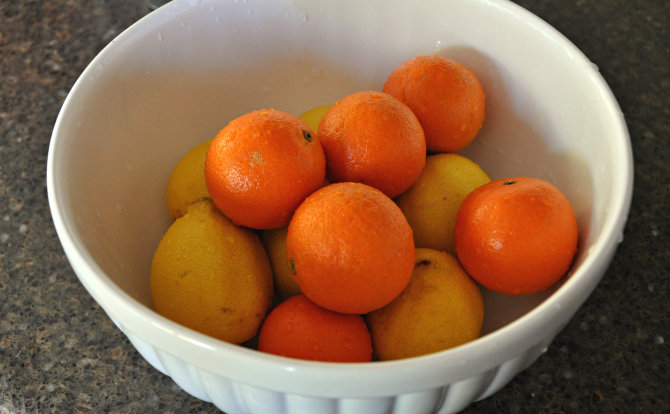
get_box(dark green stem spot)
[302,130,313,142]
[289,259,297,275]
[503,180,516,185]
[415,259,431,267]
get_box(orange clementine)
[204,108,326,229]
[317,91,426,198]
[286,182,415,314]
[257,294,372,362]
[454,177,579,295]
[382,55,485,153]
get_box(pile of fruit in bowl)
[152,54,580,364]
[46,1,633,413]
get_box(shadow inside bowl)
[59,51,375,308]
[443,45,594,335]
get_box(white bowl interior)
[47,0,632,402]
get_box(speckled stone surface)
[1,0,668,413]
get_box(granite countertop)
[1,0,668,413]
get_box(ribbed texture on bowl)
[118,321,553,414]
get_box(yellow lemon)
[367,248,484,360]
[299,105,332,133]
[395,153,490,254]
[260,226,302,301]
[165,139,211,220]
[150,198,273,344]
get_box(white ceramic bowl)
[46,0,633,413]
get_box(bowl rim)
[46,0,634,398]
